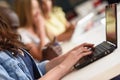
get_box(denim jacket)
[0,49,48,80]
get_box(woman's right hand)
[60,43,94,70]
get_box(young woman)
[39,0,75,41]
[15,0,49,61]
[0,14,93,80]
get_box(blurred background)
[0,0,120,21]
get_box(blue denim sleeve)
[36,60,49,76]
[0,64,15,80]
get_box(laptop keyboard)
[93,41,115,56]
[74,41,116,69]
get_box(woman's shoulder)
[52,6,66,19]
[17,28,31,37]
[0,50,14,63]
[17,28,28,33]
[53,6,63,12]
[17,28,34,44]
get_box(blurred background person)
[0,0,10,8]
[39,0,75,42]
[15,0,49,61]
[0,6,19,31]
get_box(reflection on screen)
[106,4,117,46]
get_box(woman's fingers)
[78,47,90,53]
[81,43,94,47]
[80,51,92,57]
[74,48,92,61]
[72,43,94,51]
[78,47,92,55]
[70,46,92,57]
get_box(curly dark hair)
[0,14,25,56]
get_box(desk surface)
[61,4,120,80]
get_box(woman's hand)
[61,43,94,70]
[42,37,62,60]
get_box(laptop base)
[74,41,116,69]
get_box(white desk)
[61,4,120,80]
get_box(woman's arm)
[39,43,93,80]
[34,13,48,47]
[56,29,73,41]
[45,53,68,72]
[29,13,49,61]
[56,23,75,42]
[46,43,94,71]
[25,43,43,61]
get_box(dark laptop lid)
[106,4,117,47]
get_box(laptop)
[74,3,118,69]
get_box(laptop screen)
[106,4,117,47]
